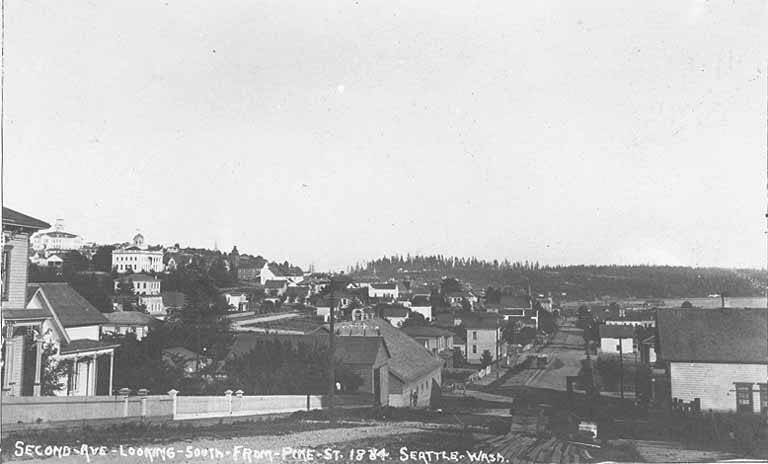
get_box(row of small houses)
[595,305,768,415]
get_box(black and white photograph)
[1,1,768,462]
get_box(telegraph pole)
[327,277,335,422]
[618,337,625,400]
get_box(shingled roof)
[103,311,159,327]
[598,325,635,339]
[335,318,442,383]
[28,283,107,327]
[657,308,768,364]
[2,207,50,230]
[400,326,455,338]
[228,333,389,367]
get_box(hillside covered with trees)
[349,255,766,300]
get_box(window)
[472,345,477,354]
[2,246,11,301]
[760,384,768,414]
[473,331,478,340]
[735,383,754,413]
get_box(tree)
[105,332,188,394]
[485,287,502,305]
[452,347,465,368]
[91,246,115,272]
[22,338,70,395]
[163,265,233,361]
[223,340,362,395]
[681,300,693,308]
[208,257,233,287]
[538,308,557,333]
[114,279,143,312]
[480,350,494,368]
[401,311,428,328]
[502,320,518,344]
[69,273,113,313]
[440,278,462,295]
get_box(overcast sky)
[3,1,768,271]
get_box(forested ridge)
[349,255,766,299]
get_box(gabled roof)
[336,336,390,365]
[381,306,409,318]
[335,318,442,383]
[264,280,288,289]
[370,283,397,290]
[103,311,159,326]
[27,283,107,327]
[598,324,635,339]
[2,207,50,231]
[228,333,389,367]
[658,308,768,364]
[400,326,455,338]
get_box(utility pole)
[327,277,335,422]
[618,337,624,400]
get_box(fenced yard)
[1,390,373,433]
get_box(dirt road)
[499,324,584,391]
[8,423,427,464]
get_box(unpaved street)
[8,423,428,464]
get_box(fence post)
[138,388,149,417]
[235,390,243,415]
[307,394,310,411]
[168,389,178,419]
[225,390,233,415]
[119,388,131,417]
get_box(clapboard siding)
[670,362,767,412]
[4,233,30,308]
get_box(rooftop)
[103,311,159,326]
[400,326,455,338]
[658,308,768,364]
[28,283,107,328]
[598,324,635,339]
[335,318,442,383]
[2,207,50,231]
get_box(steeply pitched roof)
[2,207,50,231]
[658,308,768,364]
[228,333,389,367]
[598,325,635,339]
[335,318,442,383]
[28,283,108,327]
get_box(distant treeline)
[348,255,767,299]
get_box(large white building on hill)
[112,233,164,274]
